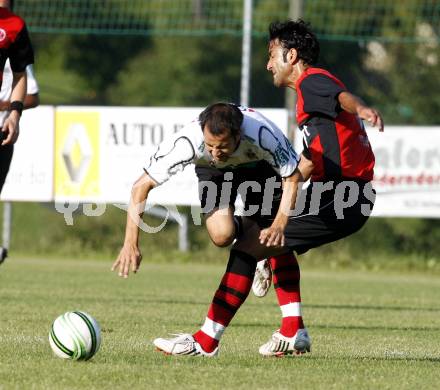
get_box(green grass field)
[1,257,440,389]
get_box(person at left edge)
[0,0,35,263]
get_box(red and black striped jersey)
[0,8,34,89]
[295,67,375,182]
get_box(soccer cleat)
[259,328,311,357]
[252,259,272,297]
[153,333,218,357]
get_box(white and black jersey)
[144,106,299,185]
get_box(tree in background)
[29,0,439,121]
[64,34,149,104]
[302,0,440,124]
[107,36,242,107]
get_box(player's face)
[267,39,292,87]
[0,0,11,9]
[203,126,239,163]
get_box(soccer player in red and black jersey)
[267,20,383,182]
[0,0,35,262]
[245,19,384,355]
[203,19,384,357]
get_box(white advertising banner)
[1,106,54,201]
[54,106,288,206]
[368,126,440,218]
[294,125,440,218]
[10,105,438,218]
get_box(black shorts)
[196,164,375,255]
[282,180,376,254]
[195,160,283,225]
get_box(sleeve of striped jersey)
[8,25,34,73]
[300,74,345,119]
[144,128,197,185]
[258,125,299,177]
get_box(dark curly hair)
[269,20,320,65]
[199,103,243,138]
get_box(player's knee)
[209,230,235,247]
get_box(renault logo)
[62,123,93,183]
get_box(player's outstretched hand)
[111,243,142,278]
[357,106,384,132]
[259,225,285,247]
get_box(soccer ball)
[49,311,101,360]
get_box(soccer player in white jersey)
[113,102,312,356]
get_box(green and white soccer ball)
[49,311,101,360]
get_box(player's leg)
[191,248,256,352]
[153,248,257,356]
[230,227,311,355]
[0,144,14,264]
[195,165,242,247]
[154,164,253,356]
[270,253,304,337]
[204,206,241,247]
[257,181,375,355]
[258,253,311,356]
[156,162,284,354]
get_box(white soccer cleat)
[153,333,218,357]
[252,259,272,297]
[259,328,311,357]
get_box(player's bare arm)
[259,168,303,247]
[112,172,157,278]
[338,91,384,132]
[1,71,26,145]
[0,92,39,111]
[297,152,314,180]
[259,153,314,248]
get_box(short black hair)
[269,19,320,65]
[199,102,243,138]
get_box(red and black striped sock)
[270,253,304,338]
[193,249,256,353]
